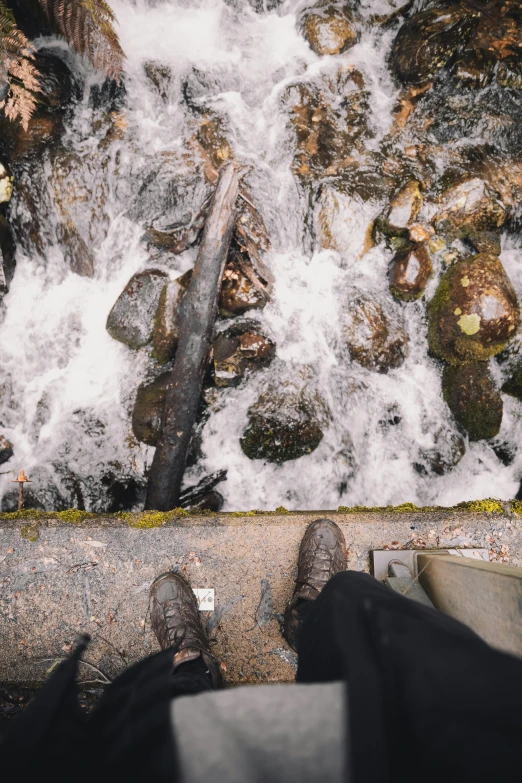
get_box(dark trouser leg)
[171,656,214,697]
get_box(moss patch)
[121,509,190,529]
[20,524,40,542]
[337,498,506,514]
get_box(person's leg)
[282,518,347,655]
[149,571,222,696]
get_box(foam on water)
[0,0,520,510]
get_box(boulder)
[415,427,465,476]
[56,222,95,278]
[427,253,520,364]
[0,434,13,465]
[442,362,503,441]
[107,269,168,349]
[240,388,324,462]
[392,7,476,85]
[131,372,170,446]
[501,355,522,401]
[380,180,423,236]
[144,61,173,102]
[152,271,192,364]
[213,326,275,387]
[219,255,267,316]
[345,298,408,373]
[301,4,359,56]
[432,178,506,245]
[0,215,16,294]
[284,67,370,180]
[389,243,432,302]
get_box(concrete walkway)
[1,509,521,687]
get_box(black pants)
[3,571,522,783]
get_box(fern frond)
[0,1,41,130]
[38,0,125,81]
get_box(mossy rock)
[427,253,520,364]
[132,372,170,446]
[392,6,477,85]
[240,389,324,463]
[442,362,503,441]
[390,243,432,302]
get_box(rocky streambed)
[1,0,522,511]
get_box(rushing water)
[0,0,521,511]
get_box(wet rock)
[152,271,192,364]
[408,224,434,244]
[0,434,13,465]
[144,61,173,101]
[301,4,359,56]
[131,372,170,446]
[0,215,16,294]
[392,7,476,85]
[50,148,111,256]
[427,253,520,364]
[0,49,79,163]
[240,388,324,463]
[389,243,432,302]
[442,362,503,441]
[380,180,423,236]
[415,427,465,476]
[452,46,496,88]
[196,115,233,173]
[501,359,522,401]
[432,178,506,245]
[56,222,95,278]
[187,490,224,512]
[213,326,275,387]
[107,269,168,349]
[219,255,267,316]
[345,298,408,373]
[0,160,13,205]
[284,67,370,180]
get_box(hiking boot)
[149,571,223,687]
[283,518,347,650]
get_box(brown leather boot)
[283,518,347,650]
[149,571,223,687]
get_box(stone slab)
[1,510,521,687]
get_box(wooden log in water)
[145,161,240,510]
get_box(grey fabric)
[171,681,346,783]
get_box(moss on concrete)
[122,509,190,529]
[20,524,40,541]
[0,499,511,526]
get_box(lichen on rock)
[427,253,520,364]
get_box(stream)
[1,0,522,512]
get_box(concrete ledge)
[1,510,521,686]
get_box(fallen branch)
[145,162,240,510]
